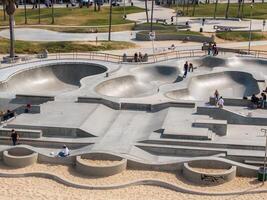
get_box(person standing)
[183,61,189,78]
[189,63,194,72]
[11,129,19,146]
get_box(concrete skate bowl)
[165,71,260,101]
[0,63,107,95]
[95,65,182,98]
[189,56,228,71]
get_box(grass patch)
[0,37,136,54]
[216,31,267,41]
[0,6,144,26]
[134,23,177,31]
[170,3,267,19]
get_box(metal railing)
[2,48,267,69]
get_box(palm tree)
[213,0,218,19]
[186,0,189,15]
[150,0,154,32]
[108,0,112,41]
[237,0,241,18]
[225,0,230,19]
[192,0,197,16]
[3,0,16,58]
[145,0,149,23]
[51,0,54,24]
[2,1,7,21]
[24,0,27,24]
[241,0,245,19]
[38,0,40,24]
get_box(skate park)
[0,49,266,183]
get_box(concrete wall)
[15,94,55,105]
[38,154,76,165]
[210,97,251,107]
[0,128,42,138]
[197,106,267,126]
[193,119,227,136]
[3,148,38,168]
[182,162,236,185]
[75,153,127,177]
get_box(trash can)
[258,167,267,181]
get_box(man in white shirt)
[217,96,224,108]
[57,145,70,157]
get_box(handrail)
[2,48,267,69]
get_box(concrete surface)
[0,53,266,170]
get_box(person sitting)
[217,96,224,108]
[251,94,259,108]
[260,92,267,108]
[138,52,143,62]
[57,145,70,157]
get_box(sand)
[80,159,121,166]
[0,162,266,195]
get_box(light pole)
[261,128,267,185]
[248,3,253,54]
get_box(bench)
[156,19,167,24]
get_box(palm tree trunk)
[182,0,185,13]
[145,0,149,23]
[150,0,154,32]
[225,0,230,19]
[3,2,7,21]
[94,0,96,11]
[213,0,218,19]
[51,0,54,24]
[108,0,112,41]
[38,0,40,24]
[186,0,189,15]
[241,0,245,19]
[192,0,196,16]
[9,14,15,58]
[24,0,27,24]
[237,0,241,18]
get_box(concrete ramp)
[0,63,106,95]
[165,71,260,101]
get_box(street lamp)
[248,3,253,54]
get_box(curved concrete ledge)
[0,171,266,196]
[75,153,127,177]
[3,148,38,168]
[182,162,236,185]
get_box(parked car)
[111,0,119,6]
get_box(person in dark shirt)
[183,61,189,78]
[251,94,259,108]
[11,129,19,146]
[260,93,266,108]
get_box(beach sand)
[0,162,267,200]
